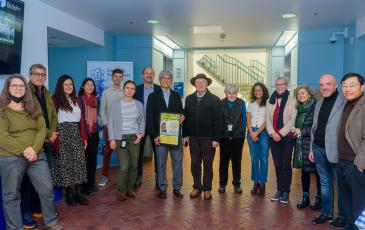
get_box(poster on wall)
[87,61,133,99]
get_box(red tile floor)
[36,143,338,230]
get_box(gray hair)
[158,70,173,80]
[224,84,238,94]
[275,76,288,84]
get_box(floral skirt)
[51,122,87,187]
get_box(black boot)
[310,195,322,210]
[65,187,77,206]
[251,182,259,195]
[297,196,310,209]
[74,185,89,205]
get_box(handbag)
[293,136,303,169]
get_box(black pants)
[338,159,365,227]
[219,138,244,187]
[20,143,53,214]
[301,170,321,195]
[270,137,294,193]
[82,133,99,192]
[137,133,157,179]
[189,137,216,191]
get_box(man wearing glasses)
[310,74,346,227]
[337,73,365,230]
[20,64,58,229]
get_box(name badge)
[228,124,233,131]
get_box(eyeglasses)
[31,72,47,79]
[275,83,287,88]
[10,84,26,89]
[341,83,359,90]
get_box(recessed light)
[281,13,296,19]
[146,19,159,24]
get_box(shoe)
[23,212,38,229]
[135,176,142,188]
[43,224,64,230]
[279,192,289,204]
[310,195,322,210]
[270,191,282,202]
[74,185,89,205]
[32,212,43,219]
[204,191,212,200]
[127,191,136,198]
[190,189,202,199]
[234,186,243,194]
[91,185,99,192]
[159,190,167,198]
[97,176,108,187]
[312,214,333,225]
[251,182,259,195]
[173,189,183,198]
[297,196,310,209]
[117,193,127,201]
[65,187,77,206]
[256,183,266,196]
[218,186,226,193]
[330,216,346,228]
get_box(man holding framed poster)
[146,70,184,199]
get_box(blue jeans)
[156,142,183,191]
[313,144,344,218]
[247,128,269,183]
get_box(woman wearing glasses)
[266,77,297,204]
[0,74,62,230]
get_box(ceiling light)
[155,35,181,49]
[281,13,296,19]
[275,31,297,46]
[146,19,159,24]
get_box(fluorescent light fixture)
[193,25,223,34]
[154,35,181,49]
[275,31,297,46]
[281,13,296,19]
[146,19,159,24]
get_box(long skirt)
[51,122,87,187]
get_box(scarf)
[269,90,289,129]
[295,97,315,129]
[82,94,98,133]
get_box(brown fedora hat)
[190,73,212,86]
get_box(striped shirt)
[121,100,139,134]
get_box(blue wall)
[297,27,345,88]
[48,33,116,93]
[115,35,153,85]
[343,21,365,76]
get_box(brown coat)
[344,94,365,169]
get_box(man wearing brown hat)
[183,73,223,200]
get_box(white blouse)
[248,101,266,128]
[57,99,81,123]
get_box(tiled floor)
[36,143,338,230]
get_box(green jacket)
[27,82,57,139]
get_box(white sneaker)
[97,176,108,186]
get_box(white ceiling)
[40,0,365,48]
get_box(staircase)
[196,54,265,99]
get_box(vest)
[222,98,244,139]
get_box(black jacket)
[146,88,183,139]
[182,91,223,141]
[134,83,160,105]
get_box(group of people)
[0,63,364,230]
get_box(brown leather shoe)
[251,182,259,195]
[117,194,127,201]
[189,189,202,199]
[204,191,212,200]
[127,191,136,198]
[256,183,265,196]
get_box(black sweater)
[182,91,223,141]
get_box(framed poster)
[159,112,181,146]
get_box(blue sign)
[174,82,184,97]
